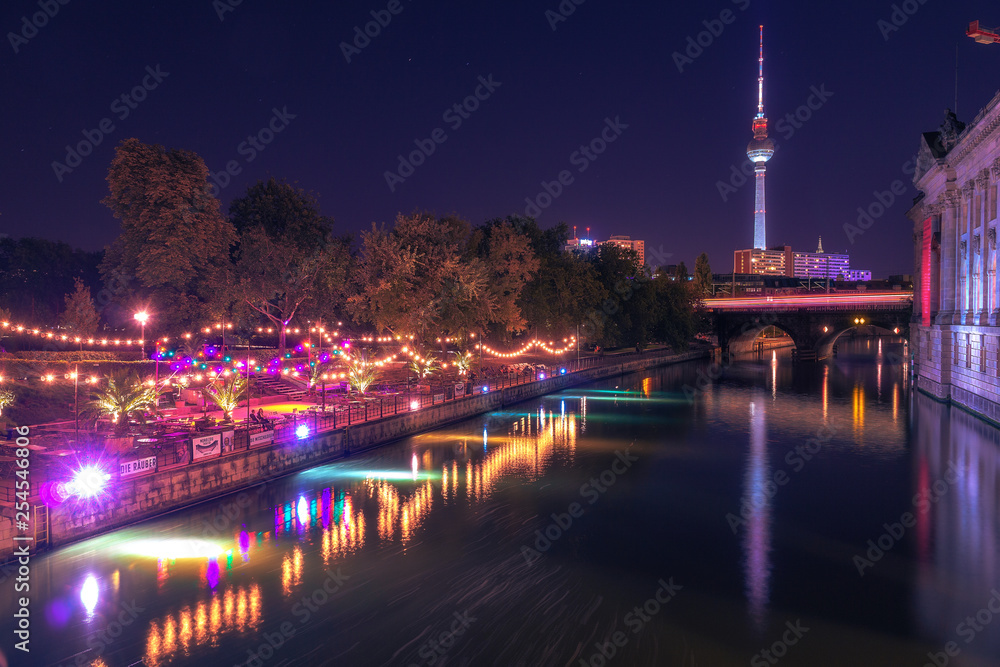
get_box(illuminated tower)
[746,25,774,250]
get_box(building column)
[976,171,989,324]
[937,191,958,324]
[962,181,975,325]
[991,160,1000,325]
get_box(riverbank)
[2,347,709,561]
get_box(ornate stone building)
[909,95,1000,423]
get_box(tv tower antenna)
[757,24,765,117]
[747,25,775,251]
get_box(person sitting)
[249,412,260,424]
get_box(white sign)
[250,430,274,447]
[192,433,221,461]
[120,456,157,477]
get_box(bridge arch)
[710,297,912,362]
[726,323,798,357]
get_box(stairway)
[255,376,310,402]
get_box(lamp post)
[134,310,156,407]
[134,311,148,358]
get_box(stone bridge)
[704,293,914,361]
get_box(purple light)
[296,424,309,439]
[66,465,110,499]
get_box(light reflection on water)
[4,337,1000,666]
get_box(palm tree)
[408,352,438,382]
[85,372,158,436]
[344,352,380,395]
[451,350,473,376]
[202,374,247,421]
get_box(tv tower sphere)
[747,135,775,163]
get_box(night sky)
[2,0,998,277]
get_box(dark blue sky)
[2,0,998,277]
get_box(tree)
[520,251,607,338]
[85,372,157,436]
[61,278,100,336]
[349,213,497,340]
[651,275,697,352]
[674,261,689,283]
[0,237,101,324]
[469,221,540,338]
[591,244,647,348]
[409,352,439,382]
[100,139,236,332]
[202,374,247,421]
[693,253,713,296]
[344,351,380,395]
[231,179,345,355]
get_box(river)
[2,337,999,667]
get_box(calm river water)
[3,338,999,667]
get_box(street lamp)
[134,311,148,357]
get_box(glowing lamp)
[296,424,309,440]
[481,386,489,394]
[66,466,111,498]
[410,400,419,411]
[560,368,567,375]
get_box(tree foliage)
[61,277,100,336]
[349,213,536,340]
[0,237,101,325]
[100,138,236,332]
[693,252,712,296]
[203,374,246,421]
[230,179,348,354]
[84,371,157,435]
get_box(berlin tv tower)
[746,25,775,250]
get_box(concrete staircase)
[255,376,309,402]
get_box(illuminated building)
[909,97,1000,423]
[747,25,774,250]
[791,239,850,279]
[734,239,852,280]
[734,246,793,276]
[842,269,872,281]
[599,235,645,265]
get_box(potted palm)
[85,372,157,452]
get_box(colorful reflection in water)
[144,585,262,666]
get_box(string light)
[479,338,577,359]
